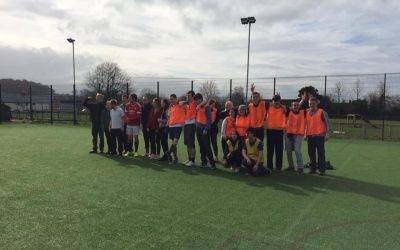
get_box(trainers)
[89,150,97,154]
[319,170,325,176]
[200,163,208,168]
[183,160,190,165]
[185,161,194,167]
[285,167,295,172]
[133,152,140,157]
[298,168,304,175]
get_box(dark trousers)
[307,136,326,172]
[252,127,265,142]
[110,129,123,155]
[196,127,215,165]
[160,127,169,156]
[142,128,150,154]
[226,150,242,168]
[266,129,284,170]
[222,138,228,159]
[242,159,268,176]
[149,129,161,155]
[91,124,104,152]
[104,129,111,153]
[210,126,218,158]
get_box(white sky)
[0,0,399,89]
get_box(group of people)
[83,84,330,176]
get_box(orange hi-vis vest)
[196,105,216,125]
[235,115,250,137]
[267,106,286,130]
[185,101,197,122]
[306,108,327,136]
[225,117,236,138]
[286,110,306,135]
[168,103,186,126]
[248,101,266,128]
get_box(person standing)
[158,99,170,161]
[120,94,131,154]
[167,94,186,164]
[183,91,197,167]
[285,101,306,174]
[221,109,236,165]
[102,100,112,154]
[141,96,153,157]
[220,101,235,159]
[235,105,250,141]
[147,98,163,159]
[209,99,220,162]
[124,94,141,157]
[266,94,286,171]
[305,97,330,176]
[248,87,267,142]
[195,94,216,169]
[83,93,106,154]
[109,99,125,156]
[242,128,270,176]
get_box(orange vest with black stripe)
[286,110,306,135]
[168,103,186,126]
[225,117,236,138]
[235,115,250,137]
[196,105,217,125]
[185,101,197,122]
[267,106,286,130]
[248,101,266,128]
[306,108,327,136]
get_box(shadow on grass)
[99,154,400,204]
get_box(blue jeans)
[307,136,326,172]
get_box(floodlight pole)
[68,38,77,125]
[245,22,252,103]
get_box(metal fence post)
[106,84,110,99]
[157,81,160,98]
[273,77,276,95]
[50,85,53,125]
[381,73,386,140]
[324,75,327,96]
[73,83,77,125]
[229,79,232,100]
[29,84,33,121]
[191,80,194,91]
[126,82,129,96]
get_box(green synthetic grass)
[1,124,400,249]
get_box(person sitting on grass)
[242,128,270,177]
[305,97,330,176]
[83,93,106,154]
[224,131,243,173]
[109,99,125,156]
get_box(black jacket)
[141,103,153,128]
[83,98,106,125]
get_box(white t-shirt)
[110,107,124,129]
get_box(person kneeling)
[242,129,270,177]
[225,131,243,173]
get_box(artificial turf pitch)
[1,124,400,249]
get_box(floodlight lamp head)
[67,38,75,43]
[241,18,249,25]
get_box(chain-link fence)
[1,73,399,140]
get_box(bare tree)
[331,81,345,103]
[139,88,158,101]
[352,78,363,100]
[231,86,245,106]
[85,62,134,98]
[199,80,220,100]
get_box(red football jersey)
[125,102,141,126]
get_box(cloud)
[0,45,99,92]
